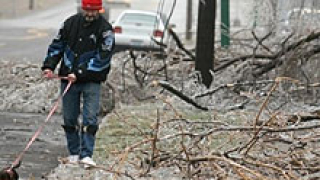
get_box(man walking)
[42,0,115,168]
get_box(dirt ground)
[0,0,66,19]
[0,112,68,179]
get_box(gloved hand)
[42,69,54,79]
[67,73,77,83]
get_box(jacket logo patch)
[90,34,97,44]
[103,31,113,38]
[102,31,114,51]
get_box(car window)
[120,13,158,26]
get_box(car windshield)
[120,13,158,26]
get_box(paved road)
[0,112,67,179]
[0,0,76,29]
[0,27,56,62]
[0,0,76,63]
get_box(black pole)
[186,0,193,40]
[195,0,215,88]
[29,0,34,10]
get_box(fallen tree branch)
[158,124,320,141]
[215,30,320,75]
[168,28,195,60]
[186,155,270,180]
[151,28,195,61]
[195,78,319,98]
[152,80,208,111]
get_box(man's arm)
[42,23,67,71]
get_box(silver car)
[113,10,173,52]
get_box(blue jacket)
[42,13,115,83]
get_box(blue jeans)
[61,82,101,159]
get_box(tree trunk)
[195,0,215,88]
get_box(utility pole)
[186,0,193,40]
[195,0,216,88]
[29,0,35,10]
[221,0,230,47]
[13,0,17,17]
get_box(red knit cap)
[82,0,102,10]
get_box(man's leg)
[61,82,81,156]
[80,82,101,159]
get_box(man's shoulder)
[64,13,82,25]
[99,17,113,30]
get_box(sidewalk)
[0,112,67,179]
